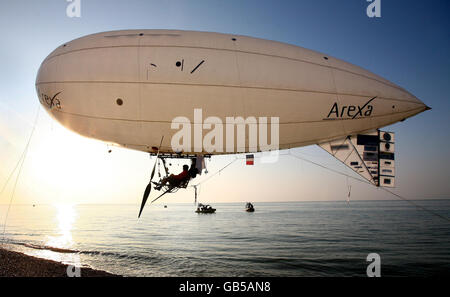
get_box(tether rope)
[287,150,450,223]
[1,106,40,244]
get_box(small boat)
[196,203,216,214]
[245,202,255,212]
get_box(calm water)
[1,200,449,277]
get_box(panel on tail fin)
[318,130,395,187]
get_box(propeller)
[138,136,164,218]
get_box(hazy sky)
[0,0,449,205]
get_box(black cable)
[191,157,238,187]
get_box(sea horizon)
[2,197,449,206]
[1,200,449,277]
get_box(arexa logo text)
[325,96,376,120]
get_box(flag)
[246,154,254,165]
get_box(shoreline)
[0,247,120,277]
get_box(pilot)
[156,164,190,189]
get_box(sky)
[0,0,449,205]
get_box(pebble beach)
[0,248,119,277]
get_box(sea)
[1,200,449,277]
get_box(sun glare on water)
[46,203,76,249]
[28,203,82,266]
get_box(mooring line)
[1,105,40,245]
[287,150,450,223]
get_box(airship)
[35,30,430,216]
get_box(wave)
[23,243,80,254]
[6,240,161,262]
